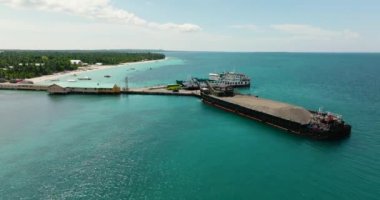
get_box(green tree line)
[0,50,165,80]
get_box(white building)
[70,60,82,65]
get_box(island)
[0,50,165,82]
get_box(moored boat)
[200,85,351,140]
[208,72,251,87]
[176,78,200,90]
[177,71,251,90]
[78,76,91,80]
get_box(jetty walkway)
[0,83,48,91]
[0,83,201,97]
[124,87,200,97]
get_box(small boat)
[50,79,60,82]
[104,75,111,78]
[176,78,200,90]
[78,76,91,80]
[19,80,34,84]
[67,79,76,82]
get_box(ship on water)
[176,77,201,90]
[208,72,251,87]
[177,71,251,90]
[200,83,351,140]
[78,76,91,80]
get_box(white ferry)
[209,72,251,87]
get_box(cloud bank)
[0,0,201,32]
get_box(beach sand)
[27,59,165,84]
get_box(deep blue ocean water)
[0,52,379,199]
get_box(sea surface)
[0,52,379,199]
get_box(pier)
[123,87,200,97]
[0,83,48,91]
[0,82,351,139]
[0,83,201,97]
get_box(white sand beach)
[27,58,166,84]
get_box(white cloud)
[271,24,360,40]
[0,0,201,32]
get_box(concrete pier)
[124,87,200,97]
[0,83,48,91]
[0,83,201,97]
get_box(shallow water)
[38,57,184,88]
[0,52,379,199]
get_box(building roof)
[218,95,313,125]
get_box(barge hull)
[202,94,351,140]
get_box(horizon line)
[1,49,379,54]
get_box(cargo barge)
[200,86,351,140]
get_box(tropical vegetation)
[0,50,165,80]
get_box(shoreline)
[27,58,167,84]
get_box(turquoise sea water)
[0,52,379,199]
[38,57,185,88]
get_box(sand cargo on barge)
[200,86,351,140]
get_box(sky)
[0,0,379,52]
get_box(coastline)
[27,58,167,84]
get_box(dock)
[0,83,48,91]
[1,82,351,139]
[124,87,200,97]
[0,83,201,97]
